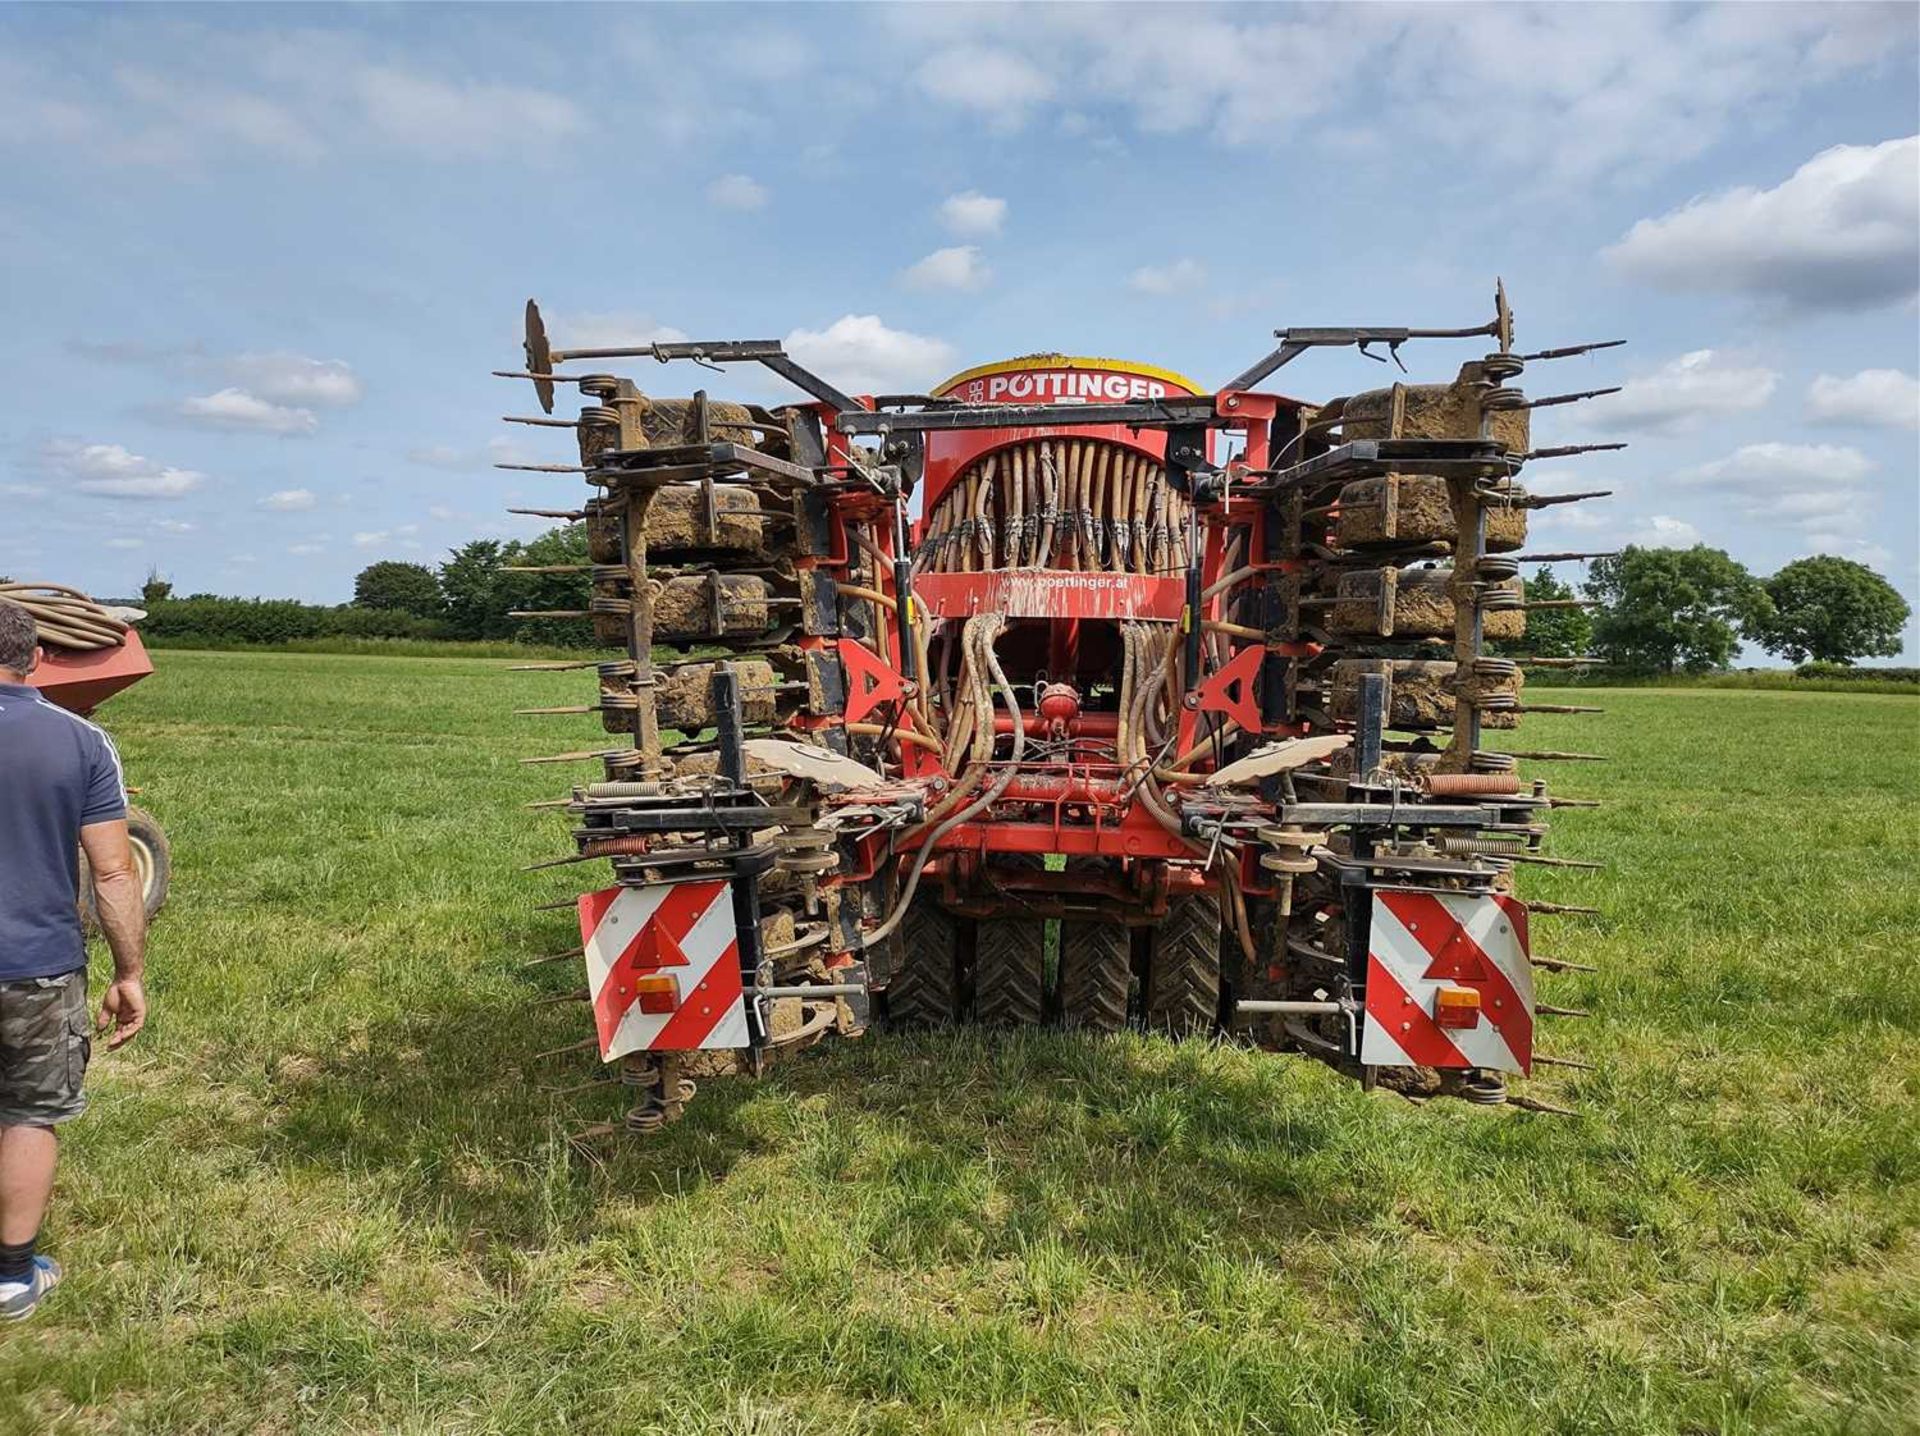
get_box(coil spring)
[1436,835,1527,857]
[1476,555,1521,581]
[1469,750,1518,773]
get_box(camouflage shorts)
[0,971,90,1127]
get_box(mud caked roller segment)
[496,284,1619,1134]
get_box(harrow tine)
[1521,443,1627,461]
[1547,796,1602,808]
[531,897,579,912]
[521,749,624,765]
[1537,1003,1592,1018]
[525,797,572,810]
[1501,750,1608,762]
[522,946,585,968]
[1525,490,1611,508]
[503,415,579,427]
[495,462,589,473]
[507,507,587,520]
[1517,339,1625,362]
[1511,854,1604,869]
[1509,1095,1579,1116]
[515,705,596,716]
[1511,551,1619,563]
[533,1037,600,1061]
[1530,955,1597,973]
[527,987,590,1007]
[1521,386,1621,410]
[1532,1054,1596,1069]
[1517,703,1605,715]
[508,660,603,671]
[1526,900,1601,916]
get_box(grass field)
[3,651,1915,1434]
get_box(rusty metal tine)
[1537,1003,1592,1018]
[503,416,578,427]
[1508,1096,1579,1116]
[532,1037,600,1060]
[1531,1053,1596,1069]
[523,947,586,967]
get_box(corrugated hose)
[0,582,130,653]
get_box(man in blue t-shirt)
[0,599,148,1321]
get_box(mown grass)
[3,652,1915,1434]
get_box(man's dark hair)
[0,598,38,674]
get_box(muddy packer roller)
[498,284,1619,1134]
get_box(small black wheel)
[1146,894,1223,1037]
[1058,921,1131,1033]
[886,900,965,1028]
[973,917,1045,1027]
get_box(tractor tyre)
[974,917,1046,1027]
[78,804,172,931]
[1058,921,1131,1033]
[886,900,964,1028]
[1146,893,1223,1038]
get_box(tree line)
[124,525,1910,673]
[1500,548,1909,674]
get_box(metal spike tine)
[1522,443,1628,461]
[503,415,579,427]
[507,507,587,520]
[493,369,581,383]
[533,1037,600,1060]
[1518,703,1605,715]
[538,1077,617,1096]
[1511,551,1619,563]
[523,946,586,967]
[507,609,591,619]
[1521,386,1622,410]
[524,798,573,810]
[1525,599,1602,611]
[531,897,578,912]
[1508,1096,1579,1116]
[496,463,588,474]
[1511,854,1605,869]
[1547,797,1602,809]
[1525,900,1602,916]
[516,705,595,716]
[527,987,590,1007]
[1530,956,1598,973]
[507,660,604,671]
[1501,750,1608,762]
[1531,1053,1597,1069]
[1537,1003,1592,1018]
[501,564,594,574]
[521,748,623,765]
[568,1122,625,1144]
[524,851,609,871]
[1518,340,1626,361]
[1525,490,1612,508]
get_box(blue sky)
[3,3,1916,655]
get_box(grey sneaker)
[0,1256,62,1321]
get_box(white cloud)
[287,542,325,556]
[784,315,956,396]
[1128,259,1206,296]
[1606,136,1920,309]
[915,46,1054,126]
[1806,369,1920,430]
[407,436,531,471]
[2,483,47,498]
[427,505,458,521]
[1624,515,1702,549]
[1682,442,1878,491]
[351,66,583,158]
[105,537,145,550]
[551,313,689,350]
[706,173,769,211]
[352,525,420,550]
[45,442,205,500]
[938,190,1007,236]
[901,245,991,292]
[177,387,318,436]
[260,488,318,512]
[1803,534,1895,569]
[1584,350,1779,435]
[154,519,196,534]
[1677,442,1882,542]
[224,352,362,407]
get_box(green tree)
[439,539,511,639]
[1586,545,1769,675]
[1497,566,1591,659]
[140,569,173,606]
[1752,555,1910,665]
[352,560,444,618]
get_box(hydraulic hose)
[0,582,130,652]
[862,614,1024,950]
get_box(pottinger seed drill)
[497,285,1617,1133]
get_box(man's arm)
[79,819,147,1049]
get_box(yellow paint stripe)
[932,354,1204,400]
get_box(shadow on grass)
[249,985,1379,1266]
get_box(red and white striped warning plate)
[577,880,749,1060]
[1360,890,1534,1075]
